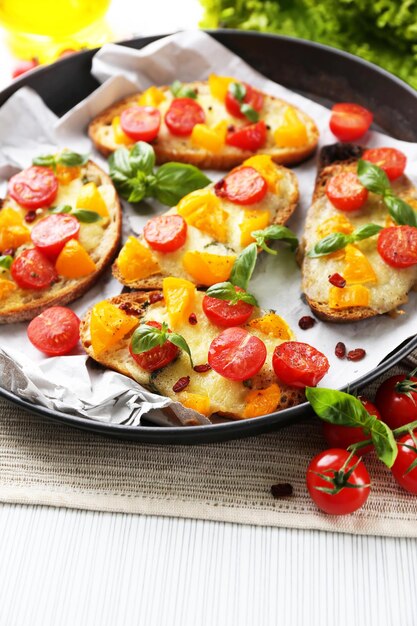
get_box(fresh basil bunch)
[33,150,89,168]
[130,321,193,367]
[50,204,101,224]
[308,223,383,258]
[108,142,211,206]
[228,82,259,122]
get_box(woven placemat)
[0,351,416,537]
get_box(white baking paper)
[1,30,417,427]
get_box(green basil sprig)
[170,80,197,99]
[50,204,101,223]
[0,255,13,270]
[108,142,211,206]
[205,281,258,306]
[228,82,259,123]
[251,225,299,255]
[33,150,89,169]
[230,243,257,291]
[130,322,193,368]
[307,223,383,258]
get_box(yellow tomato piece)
[162,277,196,328]
[191,121,227,153]
[180,392,211,416]
[316,215,354,238]
[138,86,166,107]
[344,244,377,285]
[76,182,109,219]
[0,279,17,300]
[55,164,81,185]
[243,155,282,193]
[208,74,234,101]
[329,284,370,309]
[112,116,132,145]
[249,312,293,340]
[90,301,138,356]
[55,239,96,278]
[117,236,160,282]
[177,189,228,243]
[239,209,270,247]
[274,106,308,148]
[242,383,281,419]
[0,225,30,250]
[0,207,25,228]
[182,251,235,286]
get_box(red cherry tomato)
[27,306,80,356]
[391,433,417,494]
[375,373,417,429]
[329,103,373,141]
[8,166,58,210]
[11,248,58,290]
[225,82,264,119]
[31,214,80,259]
[208,327,267,381]
[377,226,417,268]
[120,106,161,142]
[129,321,179,372]
[12,58,39,79]
[362,147,407,181]
[272,341,330,388]
[326,171,368,212]
[215,166,267,206]
[323,398,381,454]
[202,287,254,327]
[226,121,267,152]
[143,214,187,253]
[306,449,370,515]
[164,98,205,136]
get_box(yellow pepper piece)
[191,121,227,153]
[316,215,354,238]
[112,116,132,145]
[162,277,196,328]
[117,236,160,282]
[329,284,370,309]
[55,164,81,185]
[76,182,109,219]
[177,189,228,243]
[208,74,234,101]
[239,209,270,247]
[180,392,211,416]
[138,86,166,107]
[243,155,282,193]
[274,107,308,148]
[0,208,30,250]
[55,239,96,278]
[249,312,293,340]
[242,383,281,419]
[0,279,17,300]
[182,251,236,286]
[90,301,138,356]
[0,208,22,227]
[343,244,377,285]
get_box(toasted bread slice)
[112,159,299,290]
[0,161,122,323]
[80,290,305,421]
[300,143,417,322]
[88,80,319,168]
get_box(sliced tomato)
[27,306,80,356]
[129,321,179,372]
[31,214,80,259]
[11,248,58,290]
[203,287,254,327]
[208,327,267,381]
[377,226,417,268]
[225,82,264,119]
[143,214,187,253]
[214,166,268,205]
[164,98,205,137]
[120,106,161,142]
[326,171,368,212]
[362,147,406,181]
[226,121,267,152]
[8,166,58,209]
[329,103,373,141]
[272,341,330,388]
[323,398,381,454]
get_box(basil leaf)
[383,195,417,227]
[109,147,135,179]
[370,420,398,468]
[72,209,101,223]
[229,82,246,102]
[32,154,56,167]
[352,223,383,240]
[0,255,13,270]
[169,332,194,367]
[170,80,197,100]
[57,151,89,167]
[240,103,259,122]
[307,232,351,258]
[252,225,298,255]
[357,159,390,194]
[129,141,156,175]
[205,281,258,306]
[305,387,377,429]
[154,163,211,206]
[50,204,72,214]
[130,324,166,354]
[230,243,257,291]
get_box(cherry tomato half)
[306,449,370,515]
[362,147,407,181]
[202,287,254,327]
[208,327,267,381]
[326,171,368,212]
[391,433,417,494]
[375,373,417,429]
[129,321,179,372]
[11,248,58,290]
[323,398,381,454]
[226,121,267,152]
[272,341,329,388]
[165,98,205,137]
[120,106,161,142]
[143,214,187,253]
[225,82,264,119]
[329,103,373,142]
[214,166,268,205]
[377,226,417,269]
[12,58,39,79]
[27,306,80,356]
[8,166,58,210]
[31,214,80,259]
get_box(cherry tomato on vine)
[27,306,80,356]
[129,321,179,372]
[165,98,205,136]
[214,166,267,205]
[391,433,417,494]
[143,214,187,252]
[375,371,417,429]
[329,103,373,142]
[362,147,406,181]
[202,287,254,327]
[377,226,417,269]
[322,398,381,454]
[225,121,267,152]
[326,171,368,212]
[120,106,161,142]
[272,341,330,388]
